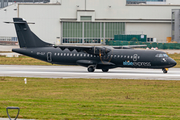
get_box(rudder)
[13,18,52,48]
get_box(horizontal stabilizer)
[4,21,35,24]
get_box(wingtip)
[4,21,12,24]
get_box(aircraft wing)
[113,45,147,49]
[53,45,111,55]
[53,44,146,55]
[53,45,92,52]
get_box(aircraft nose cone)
[169,58,177,67]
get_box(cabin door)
[47,52,52,62]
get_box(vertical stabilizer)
[13,18,52,48]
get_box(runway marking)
[0,65,180,80]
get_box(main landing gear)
[87,65,95,72]
[102,69,109,72]
[87,65,109,72]
[162,68,168,74]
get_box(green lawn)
[0,77,180,119]
[0,55,53,66]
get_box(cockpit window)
[159,54,163,57]
[155,54,169,58]
[163,54,168,57]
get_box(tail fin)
[13,18,52,48]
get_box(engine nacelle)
[85,47,111,56]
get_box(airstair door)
[47,52,52,62]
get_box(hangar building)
[1,0,180,44]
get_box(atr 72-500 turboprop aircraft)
[6,18,176,73]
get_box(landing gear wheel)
[102,69,109,72]
[88,67,95,72]
[162,68,168,74]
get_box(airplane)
[5,18,177,73]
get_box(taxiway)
[0,65,180,80]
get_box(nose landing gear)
[162,68,168,74]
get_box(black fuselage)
[12,47,176,69]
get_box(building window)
[62,22,125,44]
[81,16,92,21]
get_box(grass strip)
[0,77,180,119]
[0,55,54,66]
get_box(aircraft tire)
[102,69,109,72]
[88,67,95,72]
[162,68,168,74]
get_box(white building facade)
[1,0,180,44]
